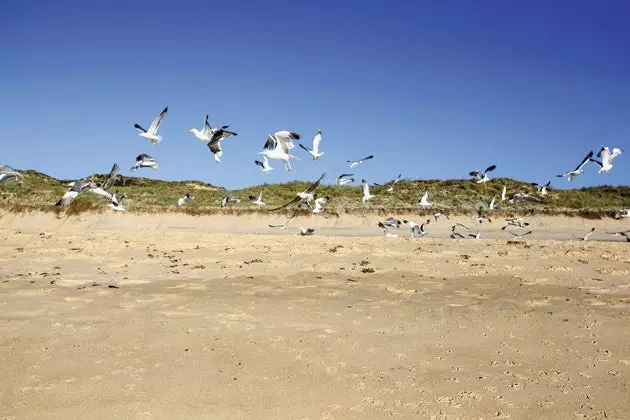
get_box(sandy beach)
[1,211,629,419]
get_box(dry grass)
[0,169,628,218]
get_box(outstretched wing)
[101,163,119,190]
[148,106,168,134]
[575,150,594,171]
[484,165,497,174]
[299,143,312,153]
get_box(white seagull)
[109,191,127,212]
[298,227,315,236]
[556,151,594,181]
[254,156,274,173]
[347,155,374,168]
[417,191,431,208]
[134,106,167,145]
[382,217,402,229]
[470,165,497,183]
[0,165,24,184]
[614,208,630,219]
[55,179,95,206]
[177,193,194,207]
[249,188,265,208]
[298,129,324,160]
[130,154,158,171]
[403,220,420,237]
[267,173,326,211]
[336,173,355,185]
[433,212,449,222]
[260,132,301,171]
[361,179,375,202]
[501,217,530,230]
[188,115,234,143]
[500,184,507,201]
[89,163,119,201]
[590,147,623,174]
[206,125,238,163]
[507,230,533,240]
[385,174,402,192]
[532,181,551,196]
[312,196,329,214]
[575,227,595,241]
[378,222,399,238]
[268,215,295,229]
[221,194,241,208]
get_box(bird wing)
[575,151,594,171]
[134,123,147,133]
[304,172,327,193]
[267,196,301,211]
[148,106,168,134]
[469,171,482,178]
[100,163,119,190]
[611,148,623,159]
[275,131,300,141]
[312,132,321,153]
[360,155,374,162]
[203,115,212,135]
[207,140,222,155]
[336,173,354,183]
[299,143,312,153]
[484,165,497,174]
[257,189,264,201]
[254,160,264,169]
[263,136,276,150]
[391,174,402,186]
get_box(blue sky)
[1,0,628,189]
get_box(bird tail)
[153,135,163,144]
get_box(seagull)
[0,165,24,184]
[254,156,274,173]
[590,147,623,174]
[417,191,431,208]
[385,174,402,192]
[451,223,471,232]
[109,191,127,212]
[298,227,315,236]
[614,208,630,219]
[576,227,595,241]
[434,212,449,222]
[249,188,265,208]
[500,184,507,201]
[130,154,158,171]
[178,193,194,207]
[378,222,398,238]
[361,179,375,202]
[469,231,481,239]
[268,215,295,229]
[556,151,594,181]
[206,125,238,163]
[312,196,329,214]
[501,217,530,230]
[260,133,301,171]
[221,194,241,207]
[267,173,326,211]
[508,193,542,205]
[469,165,497,183]
[418,219,431,237]
[382,217,402,229]
[336,173,355,185]
[188,115,234,143]
[484,196,497,211]
[347,155,374,168]
[134,106,167,145]
[607,231,630,242]
[532,181,551,196]
[450,232,466,239]
[89,163,119,201]
[55,179,95,206]
[507,230,533,240]
[402,220,421,236]
[298,129,324,160]
[477,215,492,224]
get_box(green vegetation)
[0,169,629,218]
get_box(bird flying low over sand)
[575,227,595,241]
[417,191,431,208]
[268,215,295,229]
[89,163,119,201]
[298,227,315,236]
[267,172,326,211]
[312,196,329,214]
[336,173,354,185]
[249,188,265,208]
[556,151,593,181]
[361,179,375,202]
[378,222,399,237]
[590,147,623,174]
[130,154,158,171]
[470,165,497,183]
[507,230,533,240]
[109,191,127,212]
[385,174,402,192]
[177,193,194,207]
[532,181,551,196]
[260,132,301,171]
[135,106,167,145]
[0,165,24,185]
[221,194,241,207]
[55,179,94,206]
[347,155,374,168]
[299,129,324,160]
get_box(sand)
[1,211,629,419]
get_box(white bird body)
[533,181,551,196]
[591,147,623,174]
[488,196,496,211]
[417,191,431,208]
[55,179,95,206]
[313,196,328,214]
[470,165,497,183]
[501,184,507,201]
[109,192,127,212]
[615,208,630,219]
[577,227,595,241]
[178,193,194,207]
[135,106,167,145]
[298,227,315,236]
[249,189,265,208]
[260,133,300,171]
[361,179,375,202]
[255,156,274,173]
[299,129,324,160]
[403,220,424,237]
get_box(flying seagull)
[532,181,551,196]
[221,194,241,208]
[507,230,533,240]
[556,151,594,181]
[450,232,466,239]
[177,193,194,207]
[206,125,238,163]
[433,212,449,222]
[268,215,295,229]
[417,191,431,208]
[254,156,274,173]
[575,227,595,241]
[402,220,421,237]
[298,227,315,236]
[382,217,402,229]
[500,184,507,201]
[482,195,497,211]
[469,165,497,183]
[469,231,481,239]
[590,147,623,174]
[109,191,127,212]
[501,217,529,230]
[55,179,94,206]
[361,179,375,202]
[614,208,630,219]
[134,106,167,145]
[312,196,329,214]
[607,230,630,242]
[336,173,355,185]
[130,154,158,171]
[249,188,265,208]
[507,192,542,205]
[188,115,234,143]
[298,129,324,160]
[378,222,399,238]
[267,173,326,211]
[260,132,301,171]
[347,155,374,168]
[477,215,492,224]
[385,174,402,192]
[89,163,119,201]
[451,223,471,232]
[0,165,24,185]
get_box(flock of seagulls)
[0,105,627,240]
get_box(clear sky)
[2,0,628,189]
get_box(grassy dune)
[1,169,629,218]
